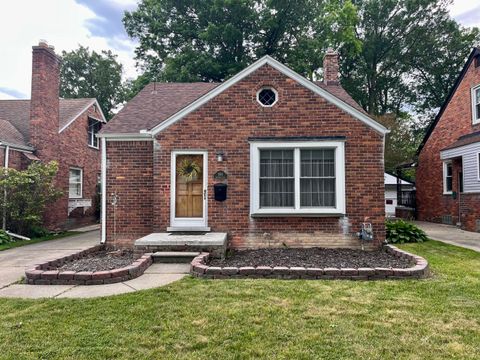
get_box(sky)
[0,0,479,100]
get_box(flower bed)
[190,245,429,280]
[25,245,153,285]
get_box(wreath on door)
[177,158,202,182]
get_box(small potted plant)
[177,158,202,182]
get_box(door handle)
[204,189,206,200]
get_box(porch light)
[216,151,225,162]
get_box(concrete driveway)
[414,221,480,252]
[0,230,98,289]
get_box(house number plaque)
[213,171,227,181]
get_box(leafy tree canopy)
[123,0,361,82]
[60,46,127,119]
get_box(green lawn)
[0,231,80,251]
[0,241,479,359]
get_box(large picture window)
[251,141,345,215]
[69,168,83,199]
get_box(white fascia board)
[97,132,154,141]
[59,99,107,133]
[148,55,389,136]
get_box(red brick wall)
[105,64,386,249]
[416,56,480,231]
[43,104,103,229]
[105,141,153,248]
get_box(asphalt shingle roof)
[0,98,95,147]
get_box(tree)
[376,114,422,175]
[0,162,62,236]
[341,0,479,118]
[123,0,361,83]
[60,46,126,119]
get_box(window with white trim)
[251,141,345,215]
[443,161,453,194]
[88,117,102,148]
[69,168,83,199]
[472,85,480,124]
[257,88,278,107]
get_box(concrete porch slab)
[144,263,191,274]
[135,232,227,247]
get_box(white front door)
[169,151,208,230]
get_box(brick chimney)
[323,48,339,85]
[29,40,61,154]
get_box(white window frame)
[88,117,101,149]
[256,87,278,107]
[471,84,480,125]
[443,161,453,195]
[250,141,345,216]
[69,167,83,199]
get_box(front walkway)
[414,221,480,252]
[0,231,188,299]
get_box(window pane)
[260,178,294,207]
[300,149,336,207]
[446,177,453,192]
[259,150,294,208]
[446,163,452,176]
[301,178,335,207]
[476,88,480,104]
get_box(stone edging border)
[190,245,429,280]
[25,245,153,285]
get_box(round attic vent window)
[257,88,278,107]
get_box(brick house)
[416,47,480,231]
[0,42,106,231]
[99,50,389,250]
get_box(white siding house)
[384,173,414,217]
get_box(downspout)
[2,145,9,230]
[101,137,107,244]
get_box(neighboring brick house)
[99,50,389,250]
[416,47,480,231]
[0,42,106,231]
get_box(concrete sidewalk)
[0,231,188,299]
[414,221,480,252]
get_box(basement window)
[69,168,83,199]
[88,117,102,148]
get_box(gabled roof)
[417,47,480,155]
[0,118,28,148]
[101,82,219,134]
[0,98,106,149]
[101,55,388,137]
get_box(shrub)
[0,230,12,245]
[0,161,62,237]
[386,219,428,244]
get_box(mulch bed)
[209,247,413,269]
[57,250,136,272]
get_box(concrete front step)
[152,251,200,263]
[135,232,227,258]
